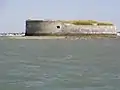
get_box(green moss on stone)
[60,20,114,26]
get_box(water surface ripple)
[0,39,120,90]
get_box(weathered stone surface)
[25,20,117,36]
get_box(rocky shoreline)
[0,35,118,40]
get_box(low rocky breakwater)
[3,34,118,40]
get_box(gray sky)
[0,0,120,32]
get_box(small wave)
[3,51,19,56]
[25,65,40,68]
[62,55,73,60]
[19,45,26,48]
[24,81,44,87]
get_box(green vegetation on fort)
[61,20,114,26]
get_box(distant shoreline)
[6,36,66,40]
[0,35,119,40]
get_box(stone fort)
[25,19,117,36]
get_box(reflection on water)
[0,39,120,90]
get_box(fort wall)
[25,20,117,36]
